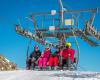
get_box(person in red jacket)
[38,47,51,70]
[48,47,60,70]
[60,42,75,69]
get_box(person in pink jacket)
[38,47,51,70]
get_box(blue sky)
[0,0,100,71]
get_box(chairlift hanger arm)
[31,15,44,38]
[89,12,96,25]
[30,15,38,31]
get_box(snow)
[0,70,100,80]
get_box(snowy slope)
[0,70,100,80]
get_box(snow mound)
[0,70,100,80]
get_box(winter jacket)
[43,50,51,58]
[53,51,60,57]
[61,48,75,61]
[30,50,41,60]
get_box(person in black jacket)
[30,45,41,69]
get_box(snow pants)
[48,56,59,67]
[38,57,48,69]
[60,57,73,69]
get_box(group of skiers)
[26,42,76,70]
